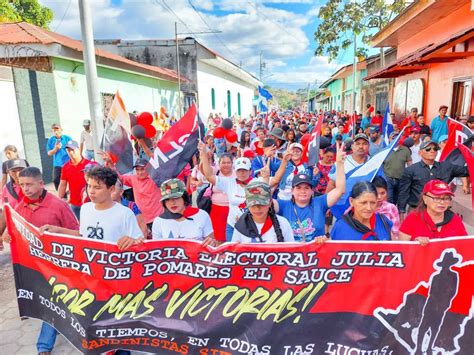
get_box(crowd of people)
[0,105,472,354]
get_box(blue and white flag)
[258,86,273,100]
[330,128,406,219]
[258,86,272,113]
[381,102,394,146]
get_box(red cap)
[410,126,421,133]
[423,180,454,196]
[243,149,255,159]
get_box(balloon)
[131,124,146,139]
[144,124,157,139]
[213,127,225,139]
[137,112,153,125]
[222,118,233,130]
[225,130,238,143]
[129,113,137,127]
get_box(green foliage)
[268,87,310,110]
[0,0,53,29]
[314,0,407,62]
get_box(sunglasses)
[424,147,439,152]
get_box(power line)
[187,0,244,69]
[53,0,72,32]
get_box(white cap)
[289,142,304,151]
[234,157,252,171]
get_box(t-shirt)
[411,142,422,164]
[231,215,294,243]
[430,116,448,142]
[330,214,392,241]
[46,135,72,167]
[152,210,213,241]
[277,164,307,200]
[328,155,365,181]
[369,140,384,156]
[215,176,247,227]
[120,197,141,216]
[383,146,412,179]
[80,130,94,150]
[80,202,143,243]
[60,158,91,206]
[277,195,329,242]
[399,210,467,240]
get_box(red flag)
[439,118,472,161]
[458,143,474,209]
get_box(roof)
[319,61,367,88]
[365,26,474,80]
[370,0,468,48]
[0,22,180,82]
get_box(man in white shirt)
[41,166,143,249]
[80,119,94,160]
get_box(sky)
[39,0,356,91]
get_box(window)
[227,90,231,117]
[394,79,424,117]
[237,92,241,116]
[211,88,215,110]
[451,79,472,118]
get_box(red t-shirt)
[61,159,92,206]
[399,210,467,240]
[371,115,383,128]
[253,141,264,156]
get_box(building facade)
[95,38,261,121]
[0,22,180,181]
[367,0,474,121]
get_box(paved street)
[0,244,80,355]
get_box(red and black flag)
[100,91,134,174]
[147,103,204,187]
[439,118,473,163]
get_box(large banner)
[5,205,474,354]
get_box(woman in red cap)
[399,179,467,245]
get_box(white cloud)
[41,0,324,86]
[269,56,342,84]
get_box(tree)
[0,0,53,29]
[314,0,407,62]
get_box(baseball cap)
[234,157,251,171]
[410,126,421,134]
[439,134,449,143]
[353,133,369,143]
[83,119,91,126]
[422,179,454,196]
[65,140,79,150]
[160,178,186,201]
[292,173,314,188]
[6,159,27,171]
[402,137,415,148]
[369,126,380,133]
[133,158,148,168]
[245,181,271,207]
[289,143,303,151]
[420,140,439,150]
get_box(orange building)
[365,0,474,122]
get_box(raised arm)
[327,142,346,207]
[198,141,217,185]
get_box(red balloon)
[137,112,153,126]
[225,130,238,143]
[213,127,225,139]
[144,124,157,138]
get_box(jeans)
[70,204,81,221]
[84,149,94,161]
[225,224,234,242]
[52,166,62,191]
[37,322,57,353]
[386,176,399,205]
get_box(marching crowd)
[0,105,472,355]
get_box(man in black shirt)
[398,140,468,219]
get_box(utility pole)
[352,33,357,137]
[175,22,182,118]
[78,0,103,161]
[259,51,266,82]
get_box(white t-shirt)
[80,202,143,243]
[80,130,94,150]
[411,142,421,164]
[152,209,213,241]
[215,176,247,227]
[328,155,365,181]
[231,214,294,243]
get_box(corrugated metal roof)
[0,22,180,83]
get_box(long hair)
[240,131,251,149]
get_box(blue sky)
[40,0,358,91]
